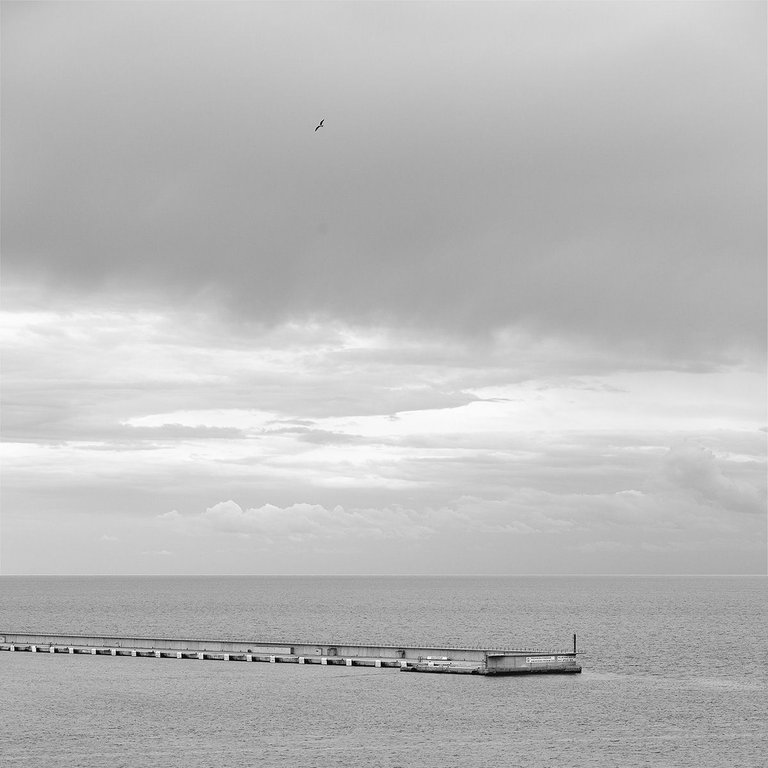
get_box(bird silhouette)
[315,119,324,132]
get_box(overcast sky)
[2,1,765,575]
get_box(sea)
[1,575,766,767]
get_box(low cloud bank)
[660,444,764,515]
[158,444,765,546]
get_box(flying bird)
[315,119,324,132]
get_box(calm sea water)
[1,575,766,767]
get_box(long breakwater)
[1,632,582,675]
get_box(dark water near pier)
[1,575,766,767]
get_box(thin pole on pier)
[573,634,576,653]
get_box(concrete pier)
[0,631,582,675]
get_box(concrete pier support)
[131,650,137,656]
[375,660,382,667]
[321,657,327,665]
[69,647,74,654]
[197,652,204,660]
[31,645,37,652]
[154,651,161,658]
[9,645,15,652]
[298,657,305,664]
[111,649,117,656]
[91,648,97,655]
[223,653,230,661]
[345,659,352,666]
[176,652,182,659]
[246,654,253,662]
[270,655,276,663]
[50,646,56,653]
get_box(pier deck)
[0,632,582,675]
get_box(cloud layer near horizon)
[1,2,765,574]
[2,306,764,573]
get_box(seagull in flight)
[315,118,324,132]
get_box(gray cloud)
[659,443,765,515]
[3,2,765,357]
[266,426,368,446]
